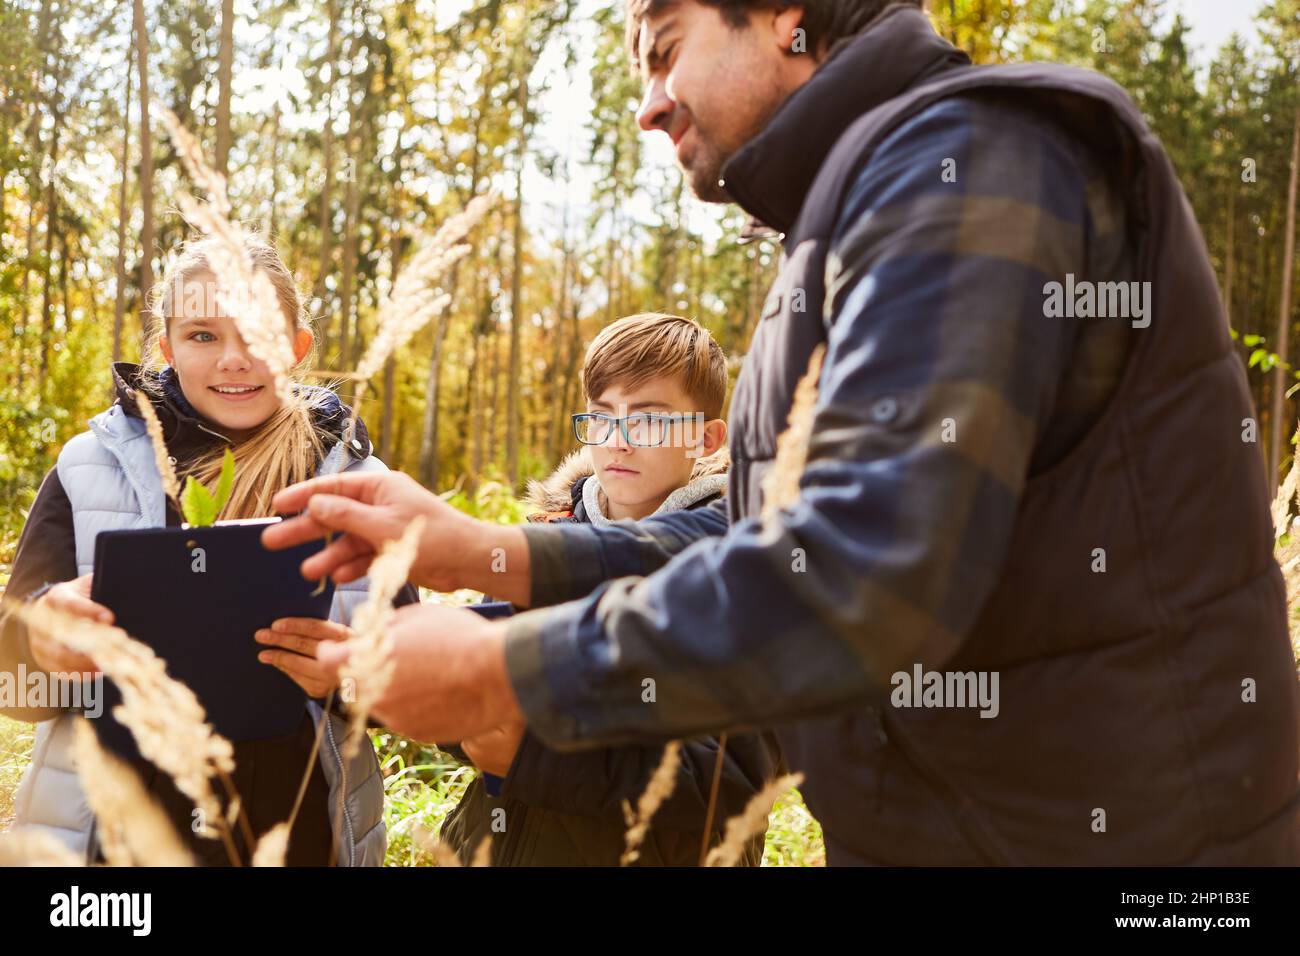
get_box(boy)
[439,312,783,865]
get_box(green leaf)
[1242,334,1264,347]
[181,475,218,527]
[212,448,235,518]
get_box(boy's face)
[159,269,311,437]
[586,375,726,521]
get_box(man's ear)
[159,335,174,366]
[772,4,807,54]
[293,327,313,364]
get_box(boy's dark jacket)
[440,449,785,866]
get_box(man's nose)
[636,76,673,134]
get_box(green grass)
[0,715,34,831]
[371,730,825,866]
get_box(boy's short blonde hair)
[582,313,728,419]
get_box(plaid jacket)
[504,67,1131,743]
[501,7,1297,864]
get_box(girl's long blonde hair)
[142,236,338,521]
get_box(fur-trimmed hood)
[525,446,730,516]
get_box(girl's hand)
[461,721,526,777]
[28,574,110,677]
[256,617,353,699]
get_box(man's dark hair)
[624,0,924,67]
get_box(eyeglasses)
[571,412,704,448]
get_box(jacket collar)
[719,4,969,237]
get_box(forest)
[1,0,1299,545]
[1,0,1299,865]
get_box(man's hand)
[256,617,352,698]
[28,574,112,678]
[461,720,526,777]
[314,603,523,743]
[260,470,532,606]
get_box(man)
[266,0,1300,864]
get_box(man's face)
[635,1,813,201]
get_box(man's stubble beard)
[680,72,794,205]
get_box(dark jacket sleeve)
[520,496,730,608]
[1,467,79,721]
[500,728,781,832]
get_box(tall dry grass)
[16,602,244,864]
[619,740,682,866]
[70,718,194,866]
[761,344,826,523]
[338,516,427,757]
[346,194,496,441]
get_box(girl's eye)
[190,331,216,343]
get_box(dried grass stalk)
[620,740,682,866]
[134,391,181,504]
[1272,424,1300,537]
[704,771,805,867]
[347,194,497,438]
[20,602,236,839]
[761,345,826,522]
[71,718,194,866]
[158,106,296,402]
[338,515,427,757]
[252,822,290,867]
[411,825,463,867]
[0,829,86,867]
[160,105,230,216]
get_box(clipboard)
[89,518,334,760]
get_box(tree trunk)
[380,230,401,463]
[380,112,410,464]
[1223,179,1235,322]
[417,313,451,488]
[505,153,524,489]
[487,327,500,467]
[1269,106,1300,490]
[38,116,61,397]
[19,0,55,326]
[336,118,361,372]
[214,0,234,176]
[416,27,495,488]
[310,0,341,324]
[133,0,154,353]
[112,26,134,370]
[268,100,282,238]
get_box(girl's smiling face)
[159,269,312,438]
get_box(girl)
[0,236,405,866]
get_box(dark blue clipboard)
[89,518,334,761]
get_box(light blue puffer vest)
[12,402,390,866]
